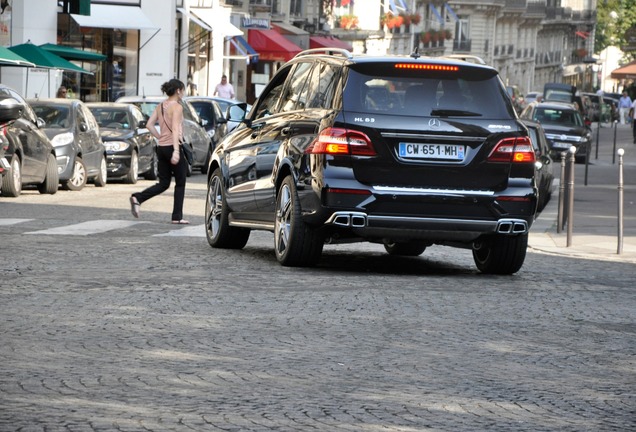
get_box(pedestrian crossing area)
[0,218,206,237]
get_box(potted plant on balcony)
[410,13,422,25]
[444,29,453,40]
[339,14,359,30]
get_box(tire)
[384,241,427,256]
[143,151,158,180]
[37,154,59,195]
[62,157,87,191]
[94,156,107,187]
[125,151,138,184]
[274,175,323,267]
[205,168,250,249]
[1,154,22,197]
[472,233,528,275]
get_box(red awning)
[611,61,636,80]
[309,35,353,51]
[248,29,302,62]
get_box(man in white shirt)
[214,75,235,99]
[619,91,632,125]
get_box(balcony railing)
[453,39,471,52]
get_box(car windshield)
[32,105,70,128]
[343,63,510,117]
[534,107,583,127]
[132,102,160,118]
[89,108,131,129]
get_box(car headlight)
[103,141,131,152]
[51,132,74,147]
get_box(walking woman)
[129,79,190,224]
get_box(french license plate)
[399,143,465,160]
[552,142,571,149]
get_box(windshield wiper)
[431,109,481,117]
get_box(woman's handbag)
[181,141,194,165]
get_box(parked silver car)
[30,98,107,190]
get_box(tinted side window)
[253,66,292,119]
[305,62,340,109]
[280,62,313,113]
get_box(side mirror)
[0,97,23,123]
[138,119,147,128]
[227,103,247,122]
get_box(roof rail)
[294,48,353,59]
[442,54,487,65]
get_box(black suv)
[205,49,538,274]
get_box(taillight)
[488,137,535,163]
[306,127,376,156]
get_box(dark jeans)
[133,146,188,221]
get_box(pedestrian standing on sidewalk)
[619,91,632,125]
[213,75,235,99]
[129,78,190,224]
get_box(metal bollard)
[566,146,576,247]
[557,151,567,233]
[612,120,618,164]
[617,148,624,254]
[595,119,601,160]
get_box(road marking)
[25,220,147,236]
[0,218,33,225]
[154,224,206,237]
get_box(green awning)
[8,42,92,74]
[39,43,106,62]
[0,46,35,67]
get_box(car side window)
[305,63,339,109]
[253,66,292,119]
[280,62,314,113]
[131,107,145,126]
[76,105,87,128]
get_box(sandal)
[171,219,190,225]
[129,195,140,218]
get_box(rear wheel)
[274,175,323,267]
[62,157,87,191]
[205,168,250,248]
[472,233,528,275]
[384,241,427,256]
[94,156,107,187]
[125,151,138,184]
[1,155,22,197]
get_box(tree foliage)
[595,0,636,59]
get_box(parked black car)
[116,95,210,174]
[0,84,58,197]
[521,119,554,212]
[86,102,158,184]
[30,98,107,191]
[519,100,592,162]
[197,96,251,132]
[205,49,539,274]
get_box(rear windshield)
[343,63,512,118]
[533,107,583,127]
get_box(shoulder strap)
[160,102,172,133]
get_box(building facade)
[0,0,599,104]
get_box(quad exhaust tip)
[496,219,528,234]
[328,211,368,227]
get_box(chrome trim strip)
[373,185,495,196]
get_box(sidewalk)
[528,121,636,263]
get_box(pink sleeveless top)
[158,100,182,146]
